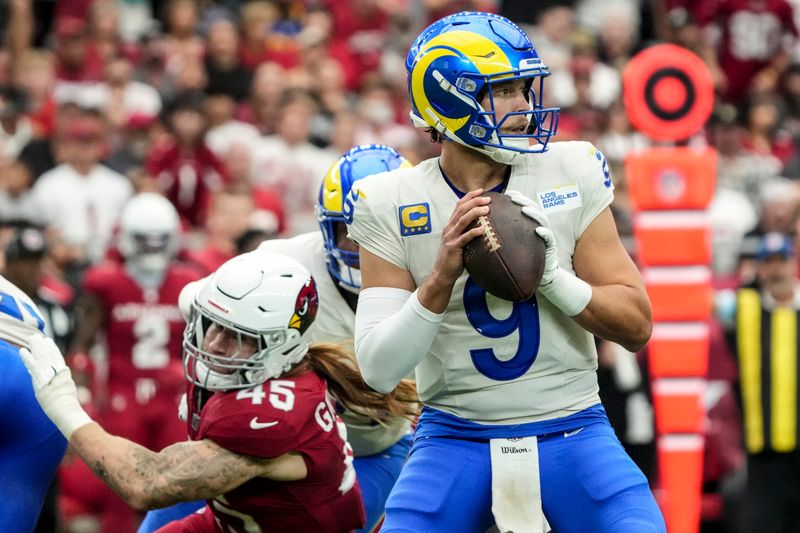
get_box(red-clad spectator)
[53,0,93,24]
[146,91,228,227]
[322,0,390,89]
[10,50,57,137]
[325,0,389,43]
[53,17,105,83]
[741,94,795,167]
[697,0,798,103]
[239,0,281,70]
[87,0,140,64]
[184,186,256,274]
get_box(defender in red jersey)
[71,193,201,450]
[62,193,201,532]
[176,372,362,531]
[20,250,417,533]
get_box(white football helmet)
[183,250,319,391]
[118,193,180,273]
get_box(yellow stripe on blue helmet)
[316,144,411,291]
[407,11,560,164]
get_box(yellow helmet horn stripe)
[412,31,513,135]
[321,160,343,212]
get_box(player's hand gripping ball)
[463,191,547,302]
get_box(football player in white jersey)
[137,144,416,533]
[347,12,665,533]
[258,144,415,532]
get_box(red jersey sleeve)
[81,263,117,302]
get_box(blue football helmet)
[406,11,559,163]
[316,145,411,292]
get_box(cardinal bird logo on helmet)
[289,277,318,334]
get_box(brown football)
[463,191,547,302]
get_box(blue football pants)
[380,417,666,532]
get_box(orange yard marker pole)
[624,43,715,533]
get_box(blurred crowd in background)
[3,0,800,531]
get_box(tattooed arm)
[17,333,307,509]
[69,423,308,510]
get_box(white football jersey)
[257,233,411,455]
[348,141,615,424]
[0,275,45,349]
[259,233,355,349]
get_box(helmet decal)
[289,277,318,335]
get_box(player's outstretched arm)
[571,207,652,352]
[69,424,306,510]
[19,333,306,510]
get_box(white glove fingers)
[508,193,532,205]
[18,347,40,384]
[522,206,550,227]
[535,226,555,246]
[505,190,533,205]
[28,333,67,371]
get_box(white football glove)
[505,190,592,317]
[506,190,558,286]
[18,333,93,439]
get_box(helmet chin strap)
[336,259,361,294]
[412,108,531,166]
[195,360,245,391]
[260,340,310,381]
[480,137,531,164]
[438,118,527,165]
[338,280,360,295]
[462,98,536,165]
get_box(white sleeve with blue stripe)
[0,275,46,349]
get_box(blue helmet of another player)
[316,144,412,292]
[406,11,560,164]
